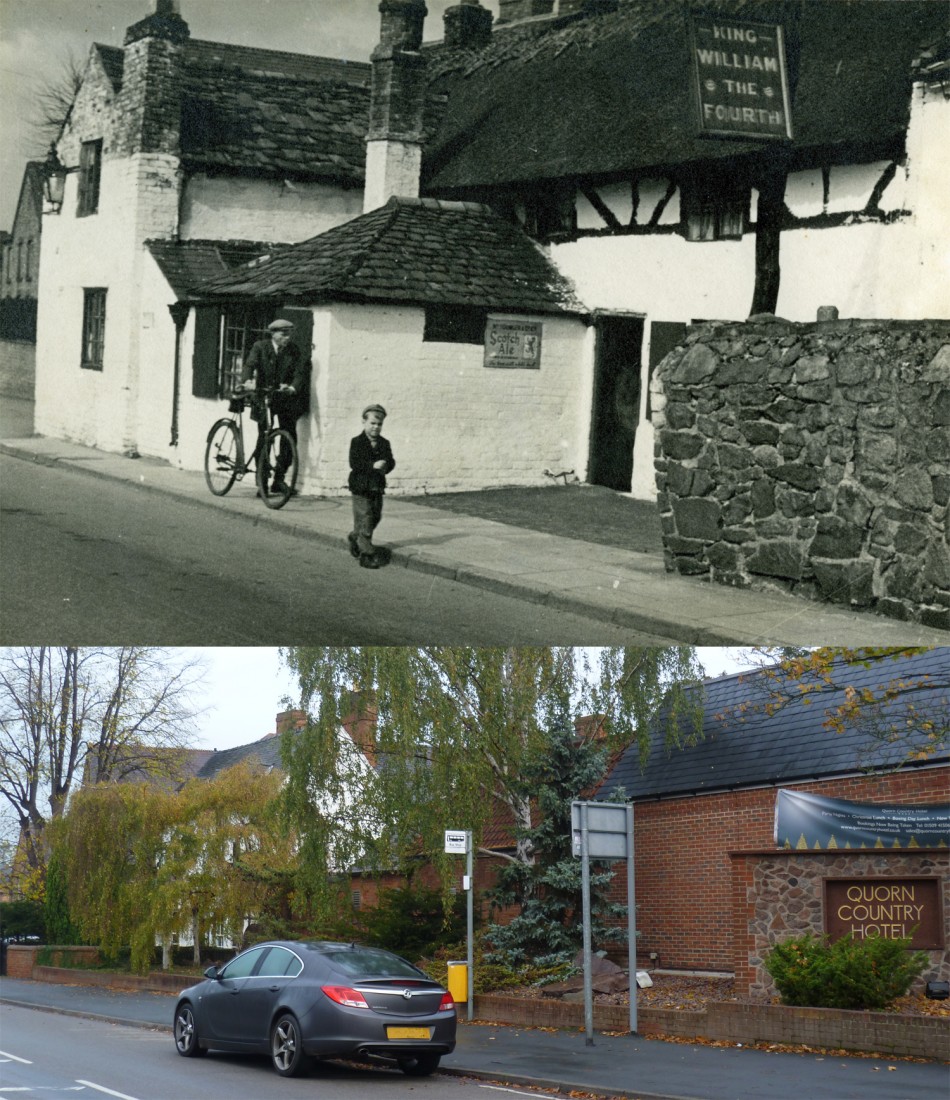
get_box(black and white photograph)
[1,0,948,643]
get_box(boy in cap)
[241,318,309,493]
[348,404,395,569]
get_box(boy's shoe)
[271,478,289,495]
[359,552,381,569]
[347,533,360,559]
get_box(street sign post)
[445,829,474,1021]
[571,801,636,1041]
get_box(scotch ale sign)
[689,16,793,140]
[825,878,943,949]
[484,317,542,369]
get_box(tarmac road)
[1,978,946,1100]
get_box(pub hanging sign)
[689,15,793,141]
[484,317,542,369]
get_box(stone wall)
[729,849,950,998]
[652,314,950,627]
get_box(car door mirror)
[204,965,220,980]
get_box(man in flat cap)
[348,404,395,569]
[241,318,310,493]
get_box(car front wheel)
[271,1013,307,1077]
[174,1003,206,1057]
[398,1053,441,1077]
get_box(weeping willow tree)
[280,646,704,921]
[50,761,292,972]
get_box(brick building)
[598,648,949,991]
[32,0,948,500]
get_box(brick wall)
[475,993,949,1059]
[605,770,948,975]
[5,945,99,979]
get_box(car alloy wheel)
[271,1013,306,1077]
[174,1003,206,1057]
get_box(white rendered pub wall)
[34,155,170,455]
[297,302,592,495]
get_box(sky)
[0,0,502,229]
[187,646,758,752]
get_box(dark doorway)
[588,314,644,491]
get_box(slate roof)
[197,196,586,314]
[421,0,949,192]
[598,649,950,801]
[195,734,284,781]
[146,239,286,298]
[93,38,371,185]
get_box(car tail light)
[437,992,455,1013]
[322,985,370,1009]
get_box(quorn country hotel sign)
[689,15,794,140]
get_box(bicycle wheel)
[204,419,241,496]
[256,428,298,509]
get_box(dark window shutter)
[191,305,221,398]
[278,307,313,413]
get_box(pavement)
[1,430,948,645]
[0,977,946,1100]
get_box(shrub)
[358,886,466,962]
[764,932,930,1010]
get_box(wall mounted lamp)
[41,143,75,213]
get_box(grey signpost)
[444,829,474,1022]
[571,800,636,1042]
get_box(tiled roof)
[92,38,370,185]
[179,43,371,183]
[145,239,285,298]
[197,196,586,314]
[422,0,949,191]
[195,734,284,780]
[599,649,950,801]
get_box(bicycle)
[203,388,298,510]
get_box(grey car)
[173,940,457,1077]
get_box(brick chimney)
[275,709,308,737]
[364,0,429,213]
[443,1,493,49]
[340,691,379,767]
[115,0,190,156]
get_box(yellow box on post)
[446,960,468,1003]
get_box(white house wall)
[295,302,591,495]
[180,175,363,242]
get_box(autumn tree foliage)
[0,647,202,897]
[722,647,949,766]
[49,761,292,972]
[280,646,704,921]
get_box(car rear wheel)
[398,1053,441,1077]
[174,1003,206,1057]
[271,1013,307,1077]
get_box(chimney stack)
[117,0,190,156]
[444,1,493,49]
[364,0,429,213]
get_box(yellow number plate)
[386,1026,432,1040]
